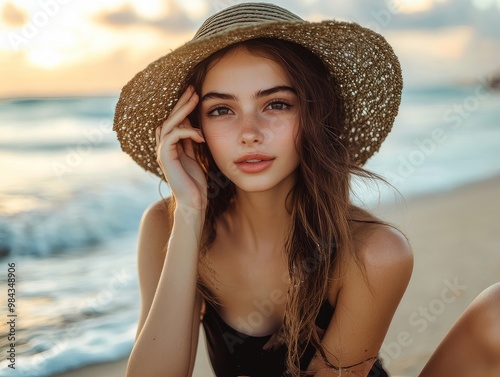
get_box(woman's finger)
[169,85,195,116]
[157,119,202,149]
[182,135,197,161]
[159,90,199,137]
[155,126,161,149]
[157,127,205,157]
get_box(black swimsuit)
[201,299,389,376]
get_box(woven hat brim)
[114,19,403,177]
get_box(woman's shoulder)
[355,223,412,265]
[326,209,413,311]
[135,198,176,271]
[347,209,413,277]
[348,207,412,261]
[139,197,174,235]
[143,196,172,218]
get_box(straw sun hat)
[113,2,403,177]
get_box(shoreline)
[54,175,500,377]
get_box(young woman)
[113,3,500,376]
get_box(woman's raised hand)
[155,85,207,211]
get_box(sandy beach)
[55,175,500,377]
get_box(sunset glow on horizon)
[1,0,499,98]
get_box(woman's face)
[199,47,301,194]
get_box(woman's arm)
[307,224,414,376]
[126,199,205,377]
[126,85,207,376]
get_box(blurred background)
[0,0,499,376]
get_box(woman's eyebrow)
[200,85,297,103]
[200,92,236,103]
[257,85,297,98]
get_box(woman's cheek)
[203,134,233,174]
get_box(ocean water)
[0,84,499,376]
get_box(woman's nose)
[238,115,264,145]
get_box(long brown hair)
[180,38,387,375]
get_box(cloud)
[94,1,196,34]
[2,0,499,97]
[384,0,500,34]
[1,2,28,27]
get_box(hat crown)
[194,2,303,40]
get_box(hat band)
[193,3,303,40]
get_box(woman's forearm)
[127,206,205,377]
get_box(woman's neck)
[227,186,293,256]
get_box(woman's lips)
[234,154,275,173]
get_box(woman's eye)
[267,101,290,110]
[208,106,231,116]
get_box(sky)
[0,0,499,98]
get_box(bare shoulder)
[342,221,414,299]
[137,197,174,266]
[139,197,173,237]
[357,224,413,266]
[141,197,172,225]
[354,222,413,268]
